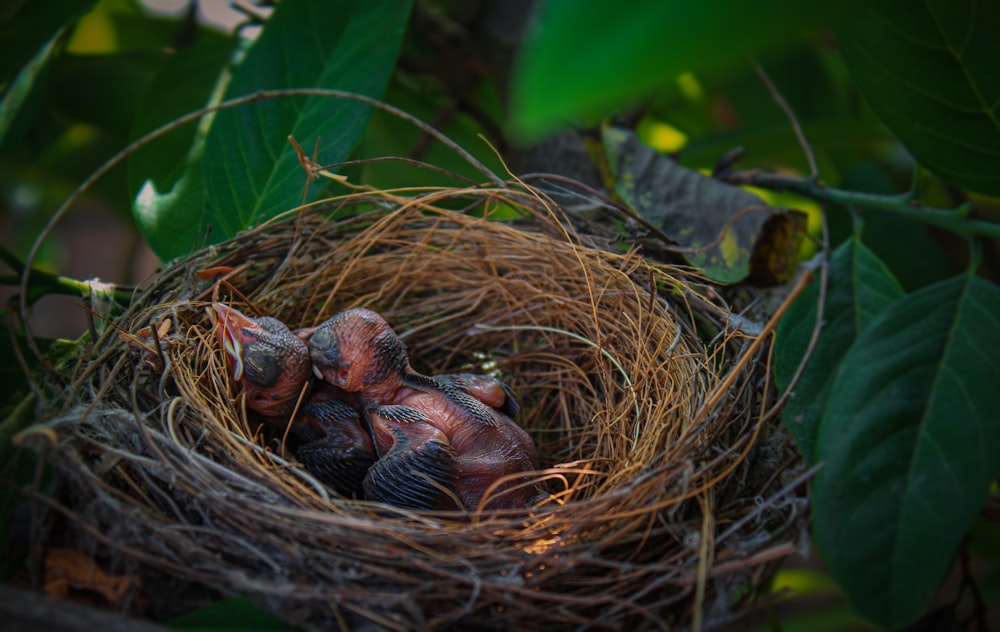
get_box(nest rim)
[28,185,801,629]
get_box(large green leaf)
[0,32,56,145]
[357,79,506,190]
[203,0,413,238]
[775,238,904,463]
[836,0,1000,196]
[510,0,855,138]
[134,145,214,262]
[47,52,161,141]
[813,273,1000,629]
[0,0,96,88]
[129,38,235,260]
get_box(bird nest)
[24,184,804,630]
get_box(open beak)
[209,303,258,382]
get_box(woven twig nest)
[28,185,803,629]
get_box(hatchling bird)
[308,307,543,510]
[209,303,375,496]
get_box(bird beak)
[209,303,258,382]
[294,325,319,343]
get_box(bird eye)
[243,343,279,387]
[309,327,340,367]
[311,327,331,349]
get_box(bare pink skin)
[210,303,311,418]
[210,303,375,496]
[374,385,539,510]
[456,376,508,410]
[309,308,543,510]
[433,373,519,417]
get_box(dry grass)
[23,184,804,630]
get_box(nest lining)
[27,187,801,630]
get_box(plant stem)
[724,171,1000,239]
[1,245,133,305]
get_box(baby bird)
[211,303,312,419]
[210,303,375,496]
[308,308,543,511]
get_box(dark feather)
[297,443,375,498]
[432,373,520,418]
[405,372,500,427]
[292,399,375,498]
[363,439,459,510]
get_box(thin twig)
[692,490,715,632]
[716,462,823,544]
[750,65,838,444]
[754,62,819,177]
[329,155,479,186]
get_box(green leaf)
[830,162,957,291]
[0,0,96,88]
[357,78,506,190]
[134,151,213,261]
[775,238,904,463]
[510,0,855,138]
[813,273,1000,628]
[203,0,413,238]
[169,597,286,631]
[129,38,235,260]
[0,32,56,145]
[47,51,161,140]
[603,125,804,283]
[0,332,43,421]
[836,0,1000,196]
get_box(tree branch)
[721,170,1000,239]
[1,244,134,307]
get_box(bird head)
[308,308,408,402]
[210,303,312,418]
